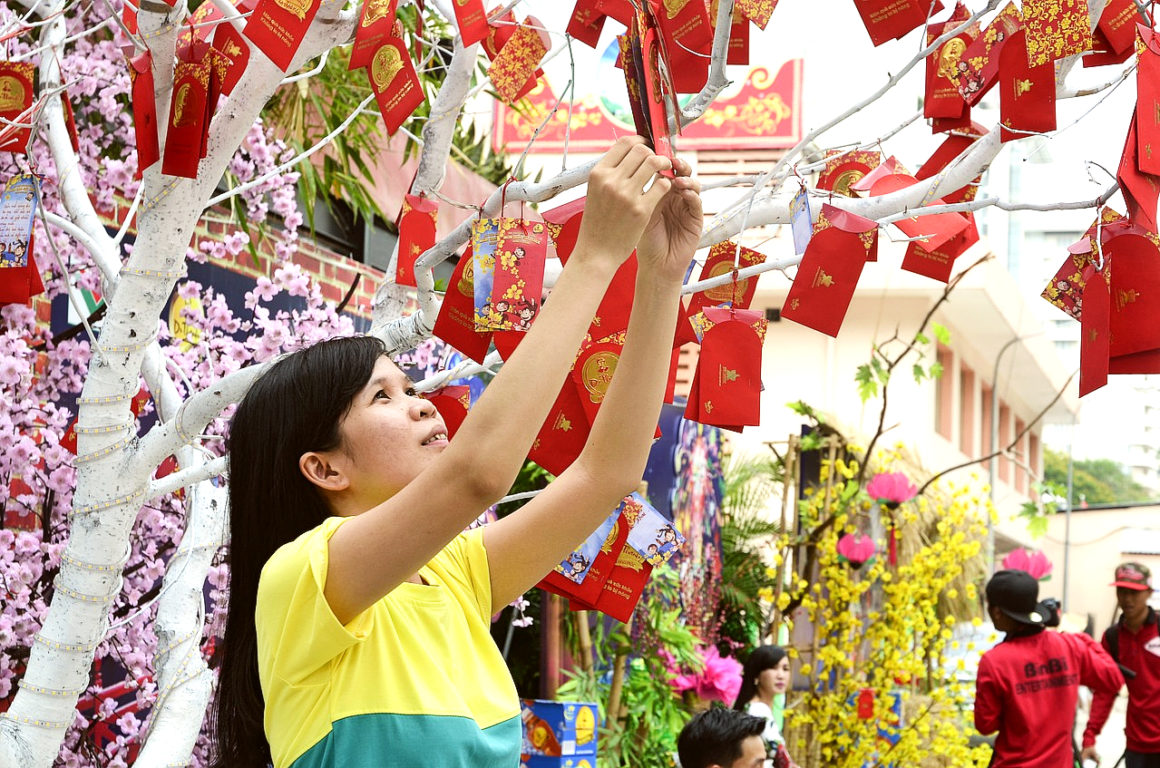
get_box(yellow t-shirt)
[256,518,520,768]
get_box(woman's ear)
[299,450,349,492]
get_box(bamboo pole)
[771,434,798,637]
[575,611,594,672]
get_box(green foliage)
[1042,448,1155,505]
[931,322,951,346]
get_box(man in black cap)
[975,569,1124,768]
[1082,562,1160,767]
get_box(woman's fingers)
[629,154,673,191]
[597,135,648,170]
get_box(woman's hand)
[635,155,702,285]
[574,136,673,271]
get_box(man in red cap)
[1082,562,1160,768]
[976,569,1124,767]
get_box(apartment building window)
[935,345,954,440]
[959,366,976,455]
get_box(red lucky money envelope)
[568,0,607,49]
[736,0,778,30]
[488,21,549,106]
[571,338,624,427]
[243,0,322,72]
[900,213,979,282]
[425,385,471,439]
[867,172,970,252]
[397,193,438,287]
[1135,25,1160,176]
[454,0,489,47]
[540,508,624,606]
[161,52,211,178]
[1079,264,1111,397]
[853,0,943,47]
[433,247,493,364]
[1117,113,1160,234]
[349,0,399,70]
[528,379,592,476]
[1022,0,1092,67]
[129,53,160,174]
[367,33,425,135]
[924,3,976,120]
[817,150,881,197]
[955,1,1023,106]
[999,28,1057,143]
[686,307,765,429]
[1106,233,1160,358]
[0,63,34,154]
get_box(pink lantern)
[866,472,918,509]
[837,533,877,569]
[1001,548,1053,581]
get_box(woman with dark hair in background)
[208,136,704,768]
[733,645,797,768]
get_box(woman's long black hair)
[209,336,387,768]
[732,645,788,710]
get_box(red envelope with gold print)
[162,53,210,178]
[1022,0,1092,67]
[572,339,623,426]
[129,53,160,174]
[243,0,322,71]
[650,0,713,56]
[854,0,942,47]
[867,172,970,252]
[598,0,633,25]
[736,0,778,30]
[925,3,976,120]
[1110,349,1160,374]
[488,218,548,332]
[1117,113,1160,234]
[214,21,251,95]
[1043,208,1125,320]
[956,1,1023,105]
[349,0,399,70]
[568,0,607,48]
[932,111,975,134]
[849,155,908,193]
[915,123,987,204]
[367,35,425,135]
[694,307,764,428]
[542,508,628,607]
[782,204,878,338]
[687,241,766,317]
[0,63,34,154]
[582,538,653,622]
[818,150,881,197]
[901,213,978,282]
[454,0,489,47]
[1106,233,1160,358]
[1099,0,1142,56]
[433,248,493,364]
[397,193,437,287]
[542,196,587,258]
[999,28,1057,143]
[1135,26,1160,176]
[640,20,676,166]
[529,380,592,476]
[425,385,471,439]
[1079,264,1110,397]
[488,22,549,106]
[727,9,750,65]
[1084,24,1133,68]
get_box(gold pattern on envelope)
[371,45,403,89]
[812,268,834,288]
[718,365,739,387]
[581,351,619,404]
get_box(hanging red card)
[650,0,713,56]
[433,248,493,364]
[582,509,653,622]
[849,155,907,193]
[214,22,251,95]
[242,0,322,72]
[397,193,438,287]
[1022,0,1091,67]
[568,0,607,48]
[203,49,233,158]
[695,308,764,427]
[0,63,34,154]
[781,204,878,338]
[0,252,43,306]
[955,1,1022,106]
[528,380,592,476]
[161,54,210,178]
[924,3,975,120]
[727,9,750,65]
[688,241,766,316]
[454,0,490,47]
[178,3,220,60]
[1117,113,1160,234]
[1110,349,1160,374]
[900,213,978,282]
[667,35,710,94]
[488,218,548,331]
[122,0,139,32]
[736,0,777,30]
[367,36,425,135]
[488,22,549,106]
[818,150,881,196]
[597,0,634,25]
[542,196,587,258]
[914,124,987,204]
[483,10,518,59]
[349,0,399,70]
[867,172,970,252]
[572,339,624,426]
[1084,24,1133,68]
[1099,0,1142,55]
[541,508,628,607]
[640,22,675,168]
[853,0,942,47]
[999,28,1056,143]
[1079,264,1111,397]
[1136,26,1160,176]
[425,385,471,439]
[1107,233,1160,357]
[129,53,160,175]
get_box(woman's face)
[757,656,791,697]
[317,357,448,511]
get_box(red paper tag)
[529,381,592,476]
[999,28,1057,143]
[853,0,942,47]
[367,35,425,135]
[1079,264,1110,397]
[597,0,634,25]
[397,193,438,287]
[956,1,1022,105]
[641,23,675,168]
[61,93,79,152]
[867,172,970,252]
[488,219,547,331]
[781,204,878,337]
[541,508,628,606]
[0,252,43,306]
[432,248,494,364]
[584,532,652,622]
[727,8,750,65]
[161,54,210,178]
[488,22,549,105]
[425,385,471,439]
[914,123,987,204]
[1022,0,1092,67]
[0,63,34,154]
[688,241,766,315]
[178,4,220,61]
[568,0,607,48]
[1109,349,1160,374]
[122,0,139,32]
[349,0,399,70]
[1084,24,1133,68]
[650,0,713,55]
[454,0,490,47]
[242,0,322,71]
[129,53,160,176]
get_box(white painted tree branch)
[413,39,479,196]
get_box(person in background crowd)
[732,645,797,767]
[678,708,768,768]
[1082,562,1160,768]
[975,569,1124,768]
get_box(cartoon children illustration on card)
[553,509,618,585]
[624,493,686,566]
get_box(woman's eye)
[406,388,420,398]
[374,390,389,401]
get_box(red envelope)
[1110,349,1160,374]
[568,0,606,48]
[177,3,219,61]
[640,21,676,167]
[597,0,634,26]
[1042,252,1092,320]
[572,339,624,426]
[214,22,251,95]
[726,8,750,65]
[736,0,777,30]
[542,196,587,258]
[650,0,713,55]
[914,123,987,204]
[619,30,651,145]
[853,0,942,47]
[454,0,489,47]
[924,3,976,120]
[931,111,975,134]
[433,248,493,364]
[425,385,471,439]
[687,241,766,316]
[242,0,322,71]
[542,509,629,606]
[667,33,710,94]
[1136,26,1160,176]
[781,204,878,338]
[367,35,425,135]
[1022,0,1091,67]
[867,172,970,252]
[694,308,764,427]
[397,193,437,287]
[1079,264,1110,397]
[1117,113,1160,234]
[999,28,1057,143]
[817,150,881,196]
[483,10,518,59]
[1084,25,1134,68]
[488,22,549,106]
[61,93,79,152]
[900,213,978,282]
[849,155,908,193]
[349,0,399,70]
[0,252,44,306]
[488,218,548,331]
[122,0,139,32]
[955,1,1022,106]
[528,380,592,476]
[0,63,34,154]
[161,54,210,178]
[1099,0,1142,55]
[1106,233,1160,357]
[581,543,652,622]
